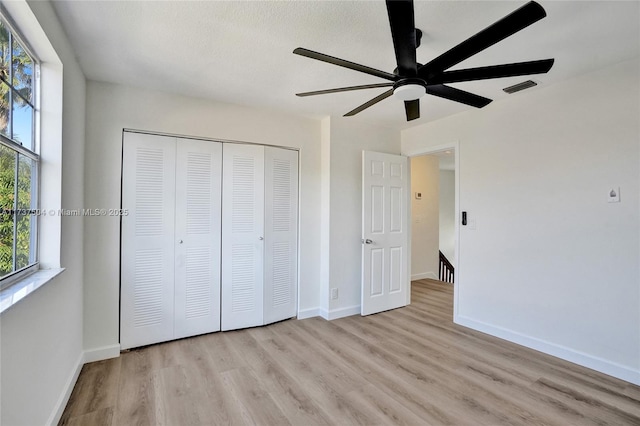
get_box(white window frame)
[0,0,65,315]
[0,12,40,290]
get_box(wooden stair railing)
[439,251,454,283]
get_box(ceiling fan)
[293,0,554,121]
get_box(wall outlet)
[331,288,339,300]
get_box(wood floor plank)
[335,316,564,426]
[318,319,536,425]
[246,324,279,341]
[113,349,159,426]
[181,335,249,425]
[531,377,640,425]
[268,320,370,393]
[343,383,433,426]
[226,328,338,424]
[223,328,302,395]
[59,358,120,423]
[154,365,204,425]
[197,331,245,373]
[258,324,381,424]
[293,317,470,425]
[220,368,291,426]
[60,407,114,426]
[61,280,640,425]
[267,388,333,426]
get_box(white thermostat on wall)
[415,192,422,200]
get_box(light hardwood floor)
[60,279,640,425]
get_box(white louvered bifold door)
[263,147,298,324]
[221,144,265,331]
[121,133,176,350]
[174,139,222,339]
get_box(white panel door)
[174,138,222,339]
[263,147,298,325]
[121,132,176,350]
[221,144,265,331]
[361,151,409,316]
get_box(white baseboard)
[411,272,437,281]
[84,344,121,363]
[325,304,361,320]
[297,307,320,320]
[47,344,122,424]
[319,308,329,320]
[46,351,84,426]
[455,314,640,386]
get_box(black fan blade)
[296,83,394,97]
[344,89,394,116]
[294,48,398,81]
[419,1,547,78]
[431,59,554,84]
[405,100,420,121]
[425,84,492,108]
[386,0,417,76]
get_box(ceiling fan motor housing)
[393,78,427,101]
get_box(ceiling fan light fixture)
[393,84,426,101]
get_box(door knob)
[179,240,183,244]
[259,236,264,240]
[362,239,373,244]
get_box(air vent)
[503,80,537,94]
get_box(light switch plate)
[608,187,620,203]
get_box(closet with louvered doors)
[120,132,222,350]
[120,131,298,350]
[221,143,298,331]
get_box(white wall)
[0,1,86,424]
[410,155,439,280]
[83,81,321,355]
[439,169,455,263]
[317,117,331,318]
[326,117,401,318]
[402,59,640,384]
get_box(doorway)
[408,143,460,318]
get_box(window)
[0,16,38,285]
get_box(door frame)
[406,141,460,319]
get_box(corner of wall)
[83,344,121,364]
[319,116,331,313]
[297,307,321,320]
[46,351,84,426]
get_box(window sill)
[0,268,65,314]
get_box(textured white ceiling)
[51,1,639,130]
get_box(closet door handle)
[259,236,264,240]
[179,240,183,244]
